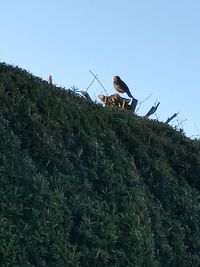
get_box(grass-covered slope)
[0,62,200,267]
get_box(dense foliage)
[0,62,200,266]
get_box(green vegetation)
[0,62,200,266]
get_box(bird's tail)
[127,91,133,98]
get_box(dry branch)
[130,98,138,113]
[79,91,93,102]
[144,102,160,118]
[165,113,179,124]
[89,70,108,96]
[136,93,152,113]
[86,73,98,92]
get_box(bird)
[113,76,133,98]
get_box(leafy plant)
[0,62,200,266]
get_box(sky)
[0,0,200,138]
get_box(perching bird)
[113,76,133,98]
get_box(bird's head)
[113,76,120,81]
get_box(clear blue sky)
[1,0,200,138]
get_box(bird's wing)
[120,80,130,91]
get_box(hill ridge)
[0,62,200,266]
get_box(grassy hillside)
[0,62,200,267]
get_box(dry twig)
[144,102,160,118]
[89,70,108,96]
[165,113,179,124]
[86,73,98,92]
[136,93,152,113]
